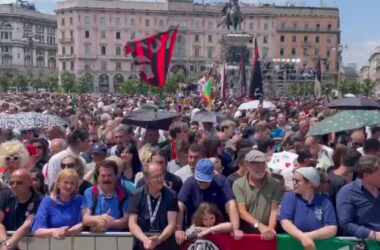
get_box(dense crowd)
[0,92,379,250]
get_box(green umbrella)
[307,110,380,136]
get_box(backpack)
[90,184,130,217]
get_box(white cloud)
[344,39,380,69]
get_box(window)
[116,47,121,56]
[303,48,308,56]
[159,19,164,27]
[145,19,150,27]
[84,16,90,25]
[194,47,200,57]
[315,36,320,43]
[249,23,254,31]
[326,50,331,58]
[61,31,65,39]
[327,24,332,31]
[131,32,135,40]
[280,35,285,42]
[173,35,186,57]
[62,61,66,71]
[131,18,135,26]
[70,30,73,38]
[85,30,90,38]
[304,36,308,42]
[115,17,120,26]
[207,47,213,58]
[195,20,200,28]
[101,46,106,55]
[116,62,121,70]
[85,63,91,71]
[70,17,73,25]
[292,35,296,42]
[263,35,268,44]
[85,44,91,56]
[61,18,65,26]
[264,23,269,30]
[101,61,107,71]
[101,17,106,25]
[327,36,332,44]
[116,32,121,40]
[315,48,320,56]
[280,48,284,56]
[304,23,309,31]
[62,46,66,55]
[70,61,74,71]
[70,46,74,55]
[101,31,106,39]
[316,24,320,31]
[293,23,297,30]
[208,22,213,29]
[195,34,199,42]
[281,22,286,30]
[208,35,212,43]
[292,48,296,56]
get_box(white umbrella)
[238,100,276,110]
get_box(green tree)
[163,74,184,95]
[74,75,91,93]
[0,75,10,92]
[60,72,76,93]
[120,78,144,96]
[30,76,45,92]
[12,74,28,91]
[360,78,375,96]
[45,75,59,92]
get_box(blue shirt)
[81,186,130,220]
[178,175,235,227]
[336,179,380,239]
[278,192,337,232]
[31,196,82,233]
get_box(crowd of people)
[0,92,379,250]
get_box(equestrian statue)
[218,0,243,32]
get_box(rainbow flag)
[202,78,212,103]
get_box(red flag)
[238,57,247,98]
[124,27,178,88]
[248,37,263,100]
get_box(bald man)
[0,169,43,249]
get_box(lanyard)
[147,195,162,227]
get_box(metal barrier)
[7,232,380,250]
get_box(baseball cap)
[245,150,266,163]
[92,143,107,154]
[195,159,214,183]
[295,167,320,188]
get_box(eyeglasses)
[147,173,164,180]
[90,122,98,126]
[5,155,20,163]
[61,163,76,169]
[10,180,24,186]
[292,178,304,184]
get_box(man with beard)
[233,150,283,240]
[108,125,135,157]
[82,160,130,232]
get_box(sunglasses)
[10,180,24,186]
[5,155,20,163]
[61,163,76,169]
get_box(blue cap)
[92,143,107,154]
[195,159,214,182]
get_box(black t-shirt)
[328,170,346,208]
[128,185,179,232]
[79,180,93,196]
[0,188,43,230]
[137,172,183,194]
[227,172,242,187]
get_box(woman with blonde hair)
[0,141,29,189]
[60,155,92,195]
[32,169,83,240]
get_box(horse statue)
[218,0,243,32]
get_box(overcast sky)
[1,0,379,70]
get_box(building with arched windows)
[57,0,340,93]
[0,2,57,78]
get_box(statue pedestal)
[220,32,253,98]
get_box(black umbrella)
[123,110,179,130]
[328,97,380,110]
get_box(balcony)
[277,28,338,34]
[302,42,312,47]
[59,37,74,44]
[57,54,74,59]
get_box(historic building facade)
[0,2,57,77]
[56,0,340,92]
[360,46,380,91]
